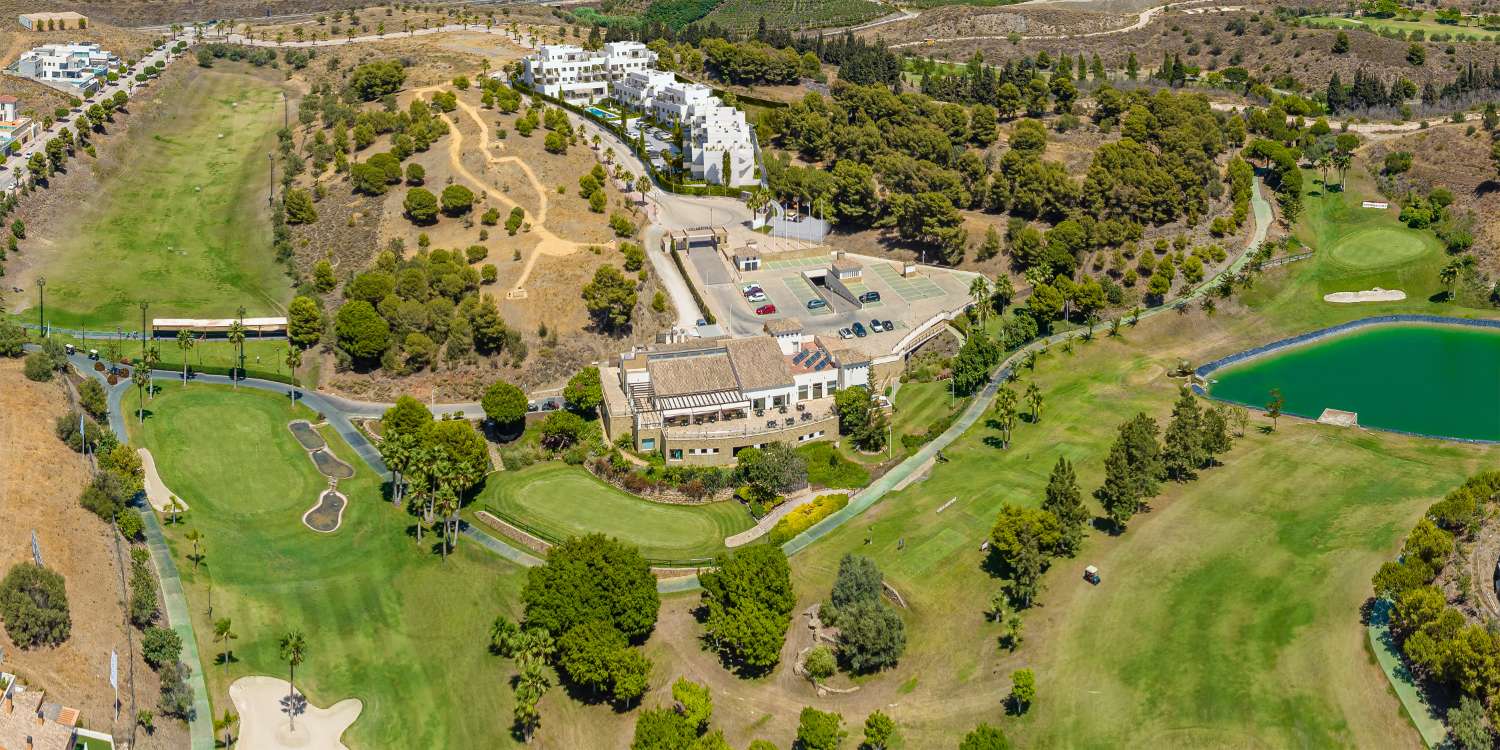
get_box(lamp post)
[139,301,149,359]
[35,276,44,338]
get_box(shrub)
[769,494,849,545]
[141,626,182,668]
[0,563,71,648]
[23,352,53,381]
[157,661,193,718]
[117,510,144,541]
[804,644,836,681]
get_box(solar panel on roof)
[792,350,807,365]
[808,352,824,369]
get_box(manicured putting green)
[33,68,290,329]
[1210,323,1500,441]
[1326,227,1430,270]
[479,463,754,561]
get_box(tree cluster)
[821,554,906,674]
[377,396,492,555]
[698,545,796,674]
[0,563,70,648]
[331,246,519,374]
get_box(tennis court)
[870,264,949,301]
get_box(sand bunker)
[302,490,348,533]
[230,675,361,750]
[1324,288,1406,303]
[138,448,189,513]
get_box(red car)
[755,304,777,315]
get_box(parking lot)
[690,248,976,353]
[623,118,677,176]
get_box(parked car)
[868,319,884,333]
[859,291,881,303]
[852,322,867,337]
[806,298,828,310]
[746,291,767,303]
[755,304,777,315]
[838,327,854,339]
[740,283,764,296]
[881,319,894,331]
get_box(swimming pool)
[586,106,617,120]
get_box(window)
[798,385,810,400]
[640,438,655,450]
[752,398,765,411]
[669,449,683,460]
[773,395,787,407]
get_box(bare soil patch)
[0,360,182,749]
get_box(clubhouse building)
[599,323,870,465]
[9,42,116,93]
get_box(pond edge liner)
[1192,314,1500,445]
[301,489,349,534]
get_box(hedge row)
[769,493,849,545]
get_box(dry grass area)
[283,31,672,398]
[0,361,182,749]
[875,5,1500,95]
[1365,123,1500,277]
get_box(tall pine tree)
[1162,389,1206,481]
[1043,457,1088,554]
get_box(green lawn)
[1305,13,1500,40]
[477,463,755,562]
[798,441,871,489]
[31,66,291,330]
[772,317,1493,748]
[126,383,537,748]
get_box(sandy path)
[230,675,361,750]
[415,84,597,296]
[888,0,1230,48]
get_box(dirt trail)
[416,83,597,297]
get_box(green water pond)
[1208,324,1500,441]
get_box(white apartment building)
[614,69,677,112]
[520,41,657,104]
[649,81,715,124]
[11,42,116,92]
[685,103,757,185]
[520,43,757,186]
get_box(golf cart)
[1083,565,1101,585]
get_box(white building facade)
[11,42,116,92]
[520,43,757,186]
[521,41,657,104]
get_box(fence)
[481,504,720,569]
[669,247,717,324]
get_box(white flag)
[109,650,117,690]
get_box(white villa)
[520,42,757,186]
[10,42,116,93]
[0,96,39,157]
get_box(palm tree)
[229,312,247,386]
[968,277,992,326]
[132,367,150,424]
[1440,255,1475,299]
[284,346,302,401]
[167,496,185,525]
[993,387,1018,448]
[434,483,459,560]
[1314,151,1333,188]
[185,528,204,569]
[379,431,418,507]
[143,345,161,400]
[213,709,238,748]
[213,617,238,673]
[278,630,307,731]
[175,330,195,383]
[1025,382,1044,424]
